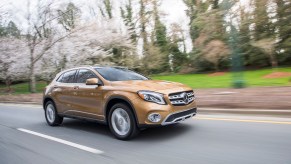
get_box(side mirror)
[86,78,101,86]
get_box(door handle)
[73,86,79,90]
[53,85,61,93]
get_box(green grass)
[151,67,291,88]
[0,81,47,94]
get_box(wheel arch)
[104,96,139,125]
[43,96,55,110]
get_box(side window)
[62,70,77,83]
[76,69,97,83]
[56,74,64,82]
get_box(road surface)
[0,103,291,164]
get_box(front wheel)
[45,101,63,126]
[108,103,139,140]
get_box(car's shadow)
[61,118,111,136]
[134,123,194,142]
[60,118,194,142]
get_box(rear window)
[57,70,77,83]
[56,74,64,82]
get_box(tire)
[108,103,140,140]
[45,101,63,126]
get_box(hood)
[110,80,192,94]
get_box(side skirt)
[59,114,107,125]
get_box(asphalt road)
[0,103,291,164]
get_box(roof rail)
[111,66,128,69]
[64,64,128,70]
[93,63,115,67]
[77,65,93,68]
[63,65,93,70]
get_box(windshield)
[95,67,148,81]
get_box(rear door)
[71,69,104,120]
[52,69,77,114]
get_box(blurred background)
[0,1,291,164]
[0,0,290,109]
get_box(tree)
[169,43,186,72]
[0,25,5,37]
[170,23,187,53]
[54,2,82,74]
[203,40,230,71]
[168,23,188,72]
[151,0,170,72]
[0,8,7,37]
[0,38,28,92]
[99,0,113,19]
[186,0,229,71]
[275,0,291,65]
[40,22,137,82]
[139,0,149,57]
[58,2,81,31]
[237,4,269,68]
[252,0,278,68]
[4,21,21,38]
[253,0,274,40]
[251,38,277,67]
[211,0,219,9]
[120,0,137,43]
[0,20,21,38]
[183,0,209,45]
[24,1,79,92]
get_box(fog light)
[148,113,161,123]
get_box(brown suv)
[43,66,197,140]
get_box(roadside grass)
[0,81,47,94]
[151,67,291,88]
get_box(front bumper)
[132,96,197,126]
[161,108,197,125]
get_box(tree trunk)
[5,79,12,93]
[29,68,36,93]
[214,62,219,72]
[29,63,36,93]
[269,53,278,68]
[29,49,36,93]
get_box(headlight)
[138,91,166,105]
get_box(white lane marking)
[0,103,41,109]
[17,128,104,154]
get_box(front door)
[70,69,104,121]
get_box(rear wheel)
[108,103,139,140]
[45,101,63,126]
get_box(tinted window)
[61,70,77,83]
[95,67,148,81]
[76,69,97,83]
[56,74,64,82]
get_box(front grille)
[169,90,195,106]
